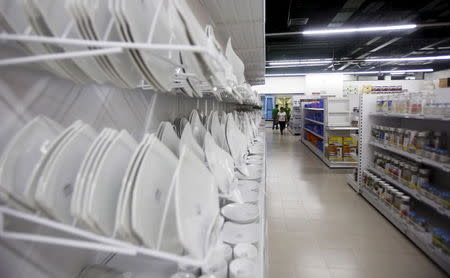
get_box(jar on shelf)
[385,186,394,203]
[417,168,431,188]
[410,165,419,189]
[395,128,405,149]
[383,127,390,145]
[400,195,410,217]
[376,96,383,112]
[399,94,409,114]
[415,131,430,156]
[402,164,412,185]
[409,93,422,114]
[371,125,379,139]
[395,191,404,210]
[403,130,412,151]
[389,128,396,145]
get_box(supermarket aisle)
[265,128,446,278]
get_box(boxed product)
[343,137,357,147]
[439,78,450,88]
[343,146,357,161]
[327,146,342,161]
[328,136,343,146]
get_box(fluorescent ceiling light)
[365,55,450,62]
[302,24,416,35]
[265,68,433,77]
[268,59,333,66]
[266,64,330,69]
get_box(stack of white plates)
[222,222,258,246]
[221,203,259,224]
[35,121,96,223]
[0,116,62,210]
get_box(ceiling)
[266,0,450,75]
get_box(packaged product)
[343,146,357,161]
[327,146,342,161]
[328,137,343,146]
[343,137,357,147]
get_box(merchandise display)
[302,97,358,168]
[376,92,450,116]
[357,93,450,274]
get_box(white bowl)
[221,203,259,224]
[229,258,256,278]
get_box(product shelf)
[304,128,324,139]
[370,168,450,218]
[346,173,359,192]
[304,108,324,111]
[370,113,450,121]
[302,139,357,168]
[360,186,450,275]
[326,126,359,130]
[304,118,324,125]
[369,141,450,172]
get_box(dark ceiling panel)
[265,0,450,73]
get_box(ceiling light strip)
[265,68,433,77]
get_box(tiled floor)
[265,127,446,278]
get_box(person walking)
[272,104,279,130]
[278,107,287,135]
[284,105,291,127]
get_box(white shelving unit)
[301,96,358,169]
[0,1,267,277]
[356,94,450,275]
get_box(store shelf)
[346,174,359,192]
[361,186,450,275]
[361,186,409,233]
[350,153,358,161]
[302,139,358,169]
[304,108,324,111]
[328,111,349,114]
[326,126,359,131]
[370,113,450,121]
[370,168,450,218]
[304,118,324,125]
[369,141,450,172]
[304,128,324,139]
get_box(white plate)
[174,147,219,259]
[233,243,257,260]
[35,123,96,223]
[180,122,205,162]
[209,112,228,152]
[25,121,82,211]
[189,110,207,147]
[204,133,235,194]
[157,122,180,157]
[86,130,137,236]
[118,0,177,91]
[173,0,228,89]
[221,222,258,245]
[0,116,62,208]
[238,189,259,204]
[131,135,179,250]
[221,203,258,224]
[115,134,151,244]
[34,121,84,211]
[229,258,256,278]
[225,114,247,166]
[80,129,118,232]
[71,128,112,222]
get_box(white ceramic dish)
[131,135,179,250]
[221,222,258,245]
[79,129,117,232]
[71,128,112,221]
[180,122,205,162]
[87,130,137,236]
[233,243,257,260]
[35,123,96,223]
[70,128,112,222]
[204,133,235,195]
[24,120,82,210]
[221,203,258,224]
[189,110,207,147]
[174,147,219,259]
[157,122,180,157]
[34,121,84,214]
[115,134,151,244]
[0,116,62,208]
[229,258,256,278]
